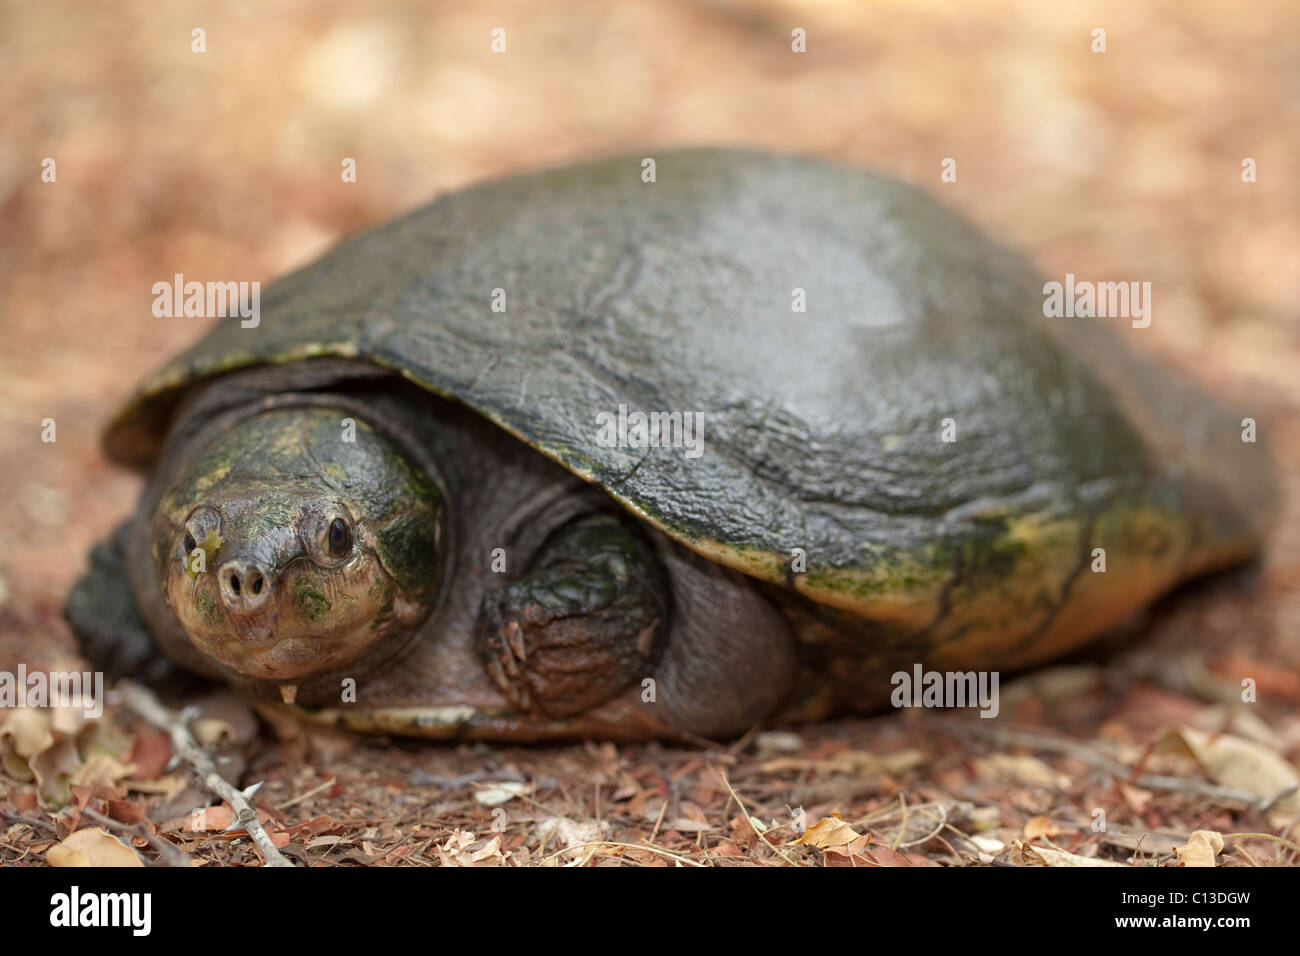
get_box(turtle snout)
[218,558,274,614]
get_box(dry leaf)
[1196,705,1285,750]
[189,805,233,831]
[469,834,504,863]
[71,753,136,791]
[730,814,759,850]
[1116,780,1154,815]
[969,835,1005,854]
[535,816,606,853]
[761,748,924,777]
[678,800,709,824]
[105,800,148,825]
[436,829,509,866]
[47,828,143,867]
[0,708,54,780]
[0,708,53,757]
[668,800,712,832]
[1175,830,1223,867]
[191,718,237,748]
[307,835,347,848]
[1022,816,1061,842]
[1,750,32,782]
[31,736,81,807]
[125,773,188,797]
[1011,840,1127,867]
[126,731,173,780]
[1156,726,1300,828]
[191,693,259,746]
[666,818,711,833]
[77,714,137,763]
[791,813,863,849]
[862,844,911,866]
[473,781,531,806]
[968,806,1002,831]
[975,754,1069,789]
[49,705,89,737]
[821,834,873,863]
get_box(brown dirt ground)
[1,0,1297,866]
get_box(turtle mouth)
[167,555,400,681]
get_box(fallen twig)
[0,811,59,836]
[719,770,801,867]
[279,777,337,812]
[116,681,293,867]
[891,792,909,851]
[1221,831,1300,857]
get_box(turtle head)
[153,406,445,686]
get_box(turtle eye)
[327,517,352,557]
[182,507,221,556]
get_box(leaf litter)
[3,644,1299,867]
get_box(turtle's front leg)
[476,513,669,719]
[65,522,203,688]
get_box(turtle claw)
[475,513,667,720]
[481,610,535,712]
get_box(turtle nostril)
[219,560,271,611]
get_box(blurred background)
[1,0,1297,684]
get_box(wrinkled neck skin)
[141,381,448,705]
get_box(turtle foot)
[65,523,204,689]
[476,513,668,719]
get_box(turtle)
[66,148,1274,741]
